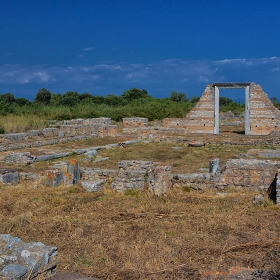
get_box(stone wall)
[249,83,280,135]
[183,85,215,133]
[0,118,117,152]
[218,159,279,190]
[122,83,280,136]
[122,117,148,127]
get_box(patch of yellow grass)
[0,183,279,279]
[1,114,49,133]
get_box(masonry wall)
[183,85,215,133]
[218,159,278,189]
[249,83,280,135]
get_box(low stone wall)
[0,118,117,152]
[218,159,279,190]
[112,160,172,195]
[122,117,148,127]
[0,234,58,279]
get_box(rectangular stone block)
[0,169,19,185]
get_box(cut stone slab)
[188,140,205,147]
[46,170,64,187]
[81,179,106,192]
[0,168,19,185]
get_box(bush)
[57,97,80,107]
[35,88,52,105]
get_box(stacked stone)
[112,160,172,195]
[148,164,172,196]
[277,169,280,205]
[112,160,151,192]
[0,234,58,280]
[184,85,215,133]
[249,83,280,135]
[218,159,278,189]
[3,133,29,141]
[122,117,148,127]
[3,152,36,165]
[162,118,188,128]
[46,159,80,187]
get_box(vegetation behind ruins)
[0,88,246,133]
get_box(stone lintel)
[212,82,251,88]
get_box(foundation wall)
[123,117,148,127]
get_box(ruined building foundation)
[122,83,280,136]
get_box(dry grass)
[83,142,250,173]
[0,183,279,279]
[0,114,49,133]
[1,130,280,279]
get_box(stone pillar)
[148,164,172,196]
[276,170,280,205]
[209,158,219,173]
[214,86,219,134]
[64,159,80,186]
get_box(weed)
[124,189,139,196]
[182,186,191,192]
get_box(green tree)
[169,91,187,102]
[190,96,200,103]
[58,96,80,107]
[105,94,126,106]
[121,88,149,101]
[35,88,52,105]
[219,96,234,106]
[0,93,15,104]
[14,97,31,106]
[79,93,93,100]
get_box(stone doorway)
[213,83,250,135]
[184,82,280,135]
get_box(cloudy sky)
[1,0,280,101]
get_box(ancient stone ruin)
[185,82,280,135]
[122,82,280,136]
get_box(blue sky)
[1,0,280,101]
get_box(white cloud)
[0,57,280,97]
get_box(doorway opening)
[213,83,250,135]
[219,88,246,134]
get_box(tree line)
[0,88,245,121]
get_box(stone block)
[4,133,28,141]
[0,168,19,185]
[210,158,219,173]
[65,158,80,185]
[4,152,36,165]
[148,165,172,196]
[81,179,106,192]
[29,130,40,136]
[19,172,38,181]
[46,170,63,187]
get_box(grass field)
[0,184,279,279]
[1,137,280,279]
